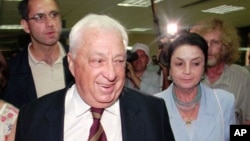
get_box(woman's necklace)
[172,85,201,127]
[172,85,201,109]
[178,103,199,127]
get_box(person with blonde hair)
[190,17,250,124]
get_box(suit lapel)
[44,90,66,141]
[119,88,145,141]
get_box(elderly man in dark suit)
[14,13,175,141]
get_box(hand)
[126,61,141,89]
[126,62,135,78]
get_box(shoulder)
[20,88,66,114]
[0,100,18,117]
[210,88,235,106]
[0,100,18,109]
[9,47,28,63]
[58,42,69,53]
[154,84,172,99]
[201,84,235,111]
[143,70,160,78]
[8,47,29,71]
[122,87,165,106]
[201,83,234,101]
[0,99,5,108]
[226,64,249,75]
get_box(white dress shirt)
[64,84,122,141]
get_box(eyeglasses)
[26,11,60,23]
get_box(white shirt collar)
[65,84,120,117]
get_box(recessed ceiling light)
[118,0,163,7]
[126,46,133,50]
[202,5,245,14]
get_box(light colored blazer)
[155,83,236,141]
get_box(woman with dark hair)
[0,52,18,141]
[155,33,235,141]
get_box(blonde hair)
[190,17,240,64]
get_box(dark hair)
[167,32,208,72]
[0,61,9,92]
[18,0,29,20]
[18,0,59,20]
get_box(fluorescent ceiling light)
[4,0,21,1]
[0,25,23,29]
[202,5,245,14]
[118,0,163,7]
[239,48,250,51]
[126,46,133,50]
[128,27,152,32]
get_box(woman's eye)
[175,63,182,66]
[193,62,200,66]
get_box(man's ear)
[67,52,75,77]
[21,19,30,33]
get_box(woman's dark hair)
[0,60,9,92]
[166,32,208,72]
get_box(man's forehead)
[136,49,146,54]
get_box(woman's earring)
[168,75,172,81]
[201,73,205,80]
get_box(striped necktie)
[88,107,107,141]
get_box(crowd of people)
[0,0,249,141]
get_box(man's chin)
[207,60,217,67]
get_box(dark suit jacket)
[1,44,73,109]
[15,86,175,141]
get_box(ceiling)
[1,0,250,50]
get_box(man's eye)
[89,59,105,67]
[113,60,125,66]
[50,12,60,18]
[34,14,44,20]
[93,59,103,63]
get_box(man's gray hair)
[69,13,128,58]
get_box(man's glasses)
[26,11,60,23]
